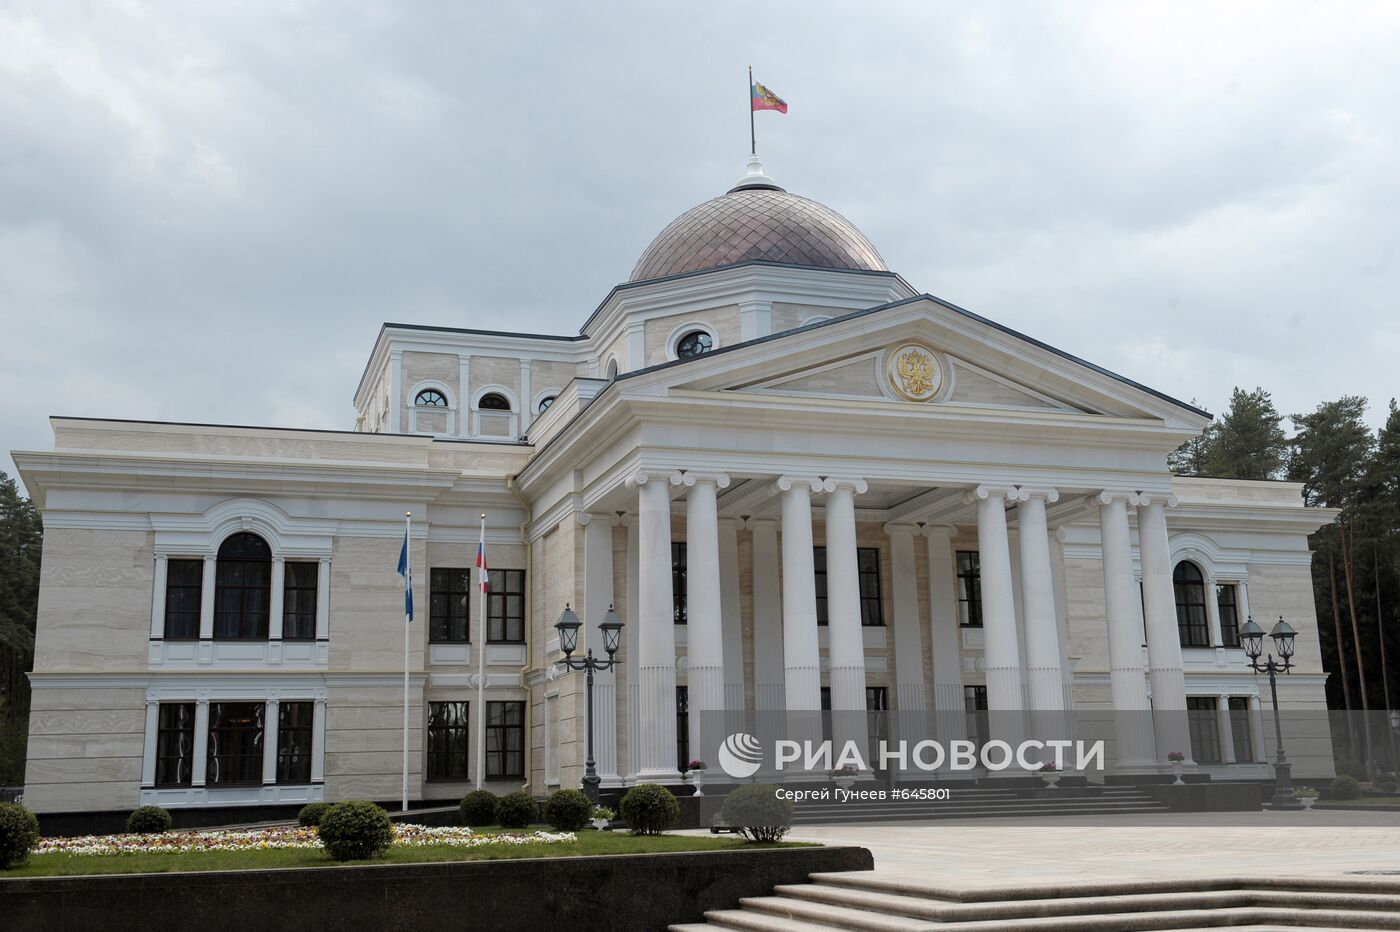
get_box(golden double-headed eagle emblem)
[887,343,942,402]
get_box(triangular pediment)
[622,295,1210,431]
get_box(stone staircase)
[670,874,1400,931]
[791,784,1171,824]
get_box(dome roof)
[629,157,887,283]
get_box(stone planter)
[1299,796,1316,811]
[835,777,856,791]
[591,818,611,831]
[1040,773,1061,789]
[688,769,706,796]
[1171,762,1185,785]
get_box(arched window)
[215,532,271,639]
[1173,561,1210,647]
[415,389,447,407]
[675,330,713,359]
[478,392,512,411]
[605,359,619,380]
[537,395,556,413]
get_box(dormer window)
[415,389,447,407]
[479,393,512,411]
[676,330,713,359]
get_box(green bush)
[317,800,394,861]
[1379,777,1399,794]
[543,789,592,831]
[125,806,172,834]
[620,783,679,835]
[0,802,39,868]
[297,802,331,827]
[1330,774,1362,800]
[495,791,538,829]
[719,784,794,843]
[460,790,499,827]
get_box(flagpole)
[402,511,411,813]
[748,64,756,155]
[475,513,488,791]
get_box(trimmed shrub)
[317,800,394,861]
[495,791,538,829]
[543,789,591,832]
[460,790,499,827]
[719,784,794,843]
[125,806,173,834]
[0,802,39,868]
[1330,774,1362,801]
[620,783,679,835]
[298,802,331,827]
[1379,777,1399,794]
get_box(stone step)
[686,908,846,931]
[808,872,1400,902]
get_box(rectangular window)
[676,686,689,773]
[957,551,983,627]
[1229,696,1254,762]
[964,684,988,748]
[486,569,526,643]
[207,702,265,786]
[163,559,203,639]
[1217,584,1240,648]
[426,701,470,781]
[430,568,471,643]
[672,543,687,625]
[154,702,195,787]
[813,547,883,626]
[865,686,889,711]
[282,562,318,641]
[486,701,525,779]
[277,701,314,784]
[1186,696,1222,764]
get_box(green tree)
[1167,399,1217,477]
[1203,387,1288,480]
[0,471,42,786]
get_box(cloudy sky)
[3,2,1398,482]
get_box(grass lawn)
[3,827,803,879]
[1319,796,1400,807]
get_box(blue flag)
[397,531,413,621]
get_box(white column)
[739,300,773,340]
[1138,494,1193,768]
[777,476,823,715]
[924,525,966,742]
[750,517,785,713]
[199,555,216,639]
[718,517,746,723]
[263,699,280,785]
[581,513,620,785]
[968,486,1024,735]
[1218,693,1236,764]
[1014,488,1066,714]
[311,697,327,784]
[141,699,159,786]
[1248,693,1264,763]
[628,469,683,782]
[315,557,331,640]
[682,472,730,768]
[269,557,286,640]
[1238,581,1253,635]
[623,516,641,782]
[519,359,533,434]
[887,522,927,761]
[1095,491,1157,773]
[150,554,168,639]
[824,478,870,756]
[388,350,403,433]
[456,355,470,437]
[192,698,210,787]
[1205,568,1225,647]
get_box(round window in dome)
[675,330,714,359]
[414,389,447,407]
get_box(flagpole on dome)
[474,513,488,791]
[748,64,756,156]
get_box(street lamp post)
[1240,615,1300,810]
[554,604,624,804]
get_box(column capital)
[1135,492,1179,508]
[576,512,619,527]
[775,475,824,494]
[963,484,1017,505]
[882,520,921,537]
[680,470,731,490]
[822,477,868,494]
[1087,490,1141,507]
[922,523,958,539]
[1012,486,1059,503]
[625,468,684,489]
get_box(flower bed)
[34,824,575,857]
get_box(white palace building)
[16,158,1335,815]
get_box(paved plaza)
[772,811,1400,887]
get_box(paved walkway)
[768,811,1400,887]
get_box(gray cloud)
[4,1,1398,482]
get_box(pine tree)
[1204,387,1288,480]
[0,471,42,786]
[1167,399,1217,477]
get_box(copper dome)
[629,162,887,283]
